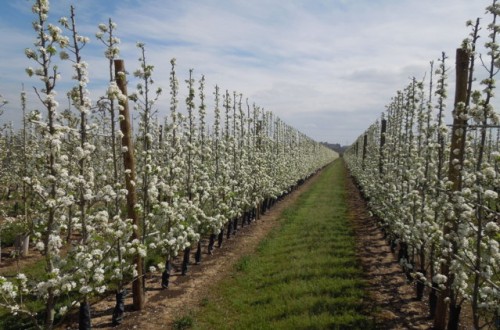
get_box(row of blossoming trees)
[345,2,500,329]
[0,0,337,329]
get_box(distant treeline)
[320,142,347,155]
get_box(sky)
[0,0,496,145]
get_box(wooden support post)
[362,134,368,170]
[114,59,145,311]
[433,48,469,330]
[379,118,387,175]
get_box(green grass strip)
[181,159,374,330]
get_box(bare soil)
[345,168,434,330]
[0,244,41,276]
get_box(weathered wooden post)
[433,48,469,330]
[379,118,387,175]
[256,120,263,220]
[114,59,145,311]
[362,134,368,170]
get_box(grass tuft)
[173,315,194,330]
[234,255,251,272]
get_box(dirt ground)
[0,245,41,275]
[57,163,442,329]
[345,169,434,330]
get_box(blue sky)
[0,0,496,144]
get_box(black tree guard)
[161,259,172,288]
[182,247,191,275]
[241,213,246,228]
[390,239,397,253]
[416,270,426,300]
[262,198,270,214]
[448,304,461,330]
[233,217,238,233]
[112,289,126,326]
[227,221,233,239]
[429,281,438,319]
[208,234,216,254]
[79,300,91,330]
[404,263,414,283]
[398,242,409,263]
[195,241,202,264]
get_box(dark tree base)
[79,300,91,330]
[112,289,126,326]
[218,229,224,248]
[208,234,216,254]
[195,241,202,264]
[182,247,191,275]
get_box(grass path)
[183,159,374,329]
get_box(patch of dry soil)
[345,168,433,330]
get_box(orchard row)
[0,1,337,329]
[345,3,500,329]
